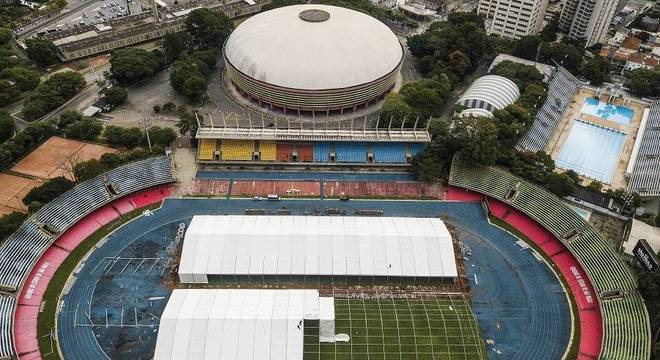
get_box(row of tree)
[21,71,86,121]
[0,28,43,107]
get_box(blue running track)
[57,199,570,359]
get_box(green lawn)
[304,296,485,360]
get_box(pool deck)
[546,88,647,189]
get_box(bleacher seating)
[0,295,15,358]
[259,141,276,161]
[313,142,332,162]
[297,143,313,162]
[448,159,651,360]
[220,140,254,161]
[0,156,175,359]
[409,143,425,156]
[335,142,367,163]
[516,67,579,152]
[198,139,216,160]
[276,143,292,162]
[627,100,660,197]
[372,142,406,163]
[0,157,175,292]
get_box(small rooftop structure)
[154,289,336,360]
[456,75,520,113]
[622,219,660,256]
[178,215,457,283]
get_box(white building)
[559,0,618,46]
[478,0,549,39]
[178,215,457,284]
[456,75,520,114]
[154,289,336,360]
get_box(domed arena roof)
[223,4,404,91]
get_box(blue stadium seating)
[372,143,407,163]
[313,142,332,162]
[409,143,425,156]
[336,142,367,163]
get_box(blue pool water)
[556,120,625,183]
[581,97,634,125]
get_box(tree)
[412,119,452,181]
[24,38,58,66]
[399,81,447,120]
[538,42,583,72]
[110,48,164,85]
[23,176,74,205]
[513,36,543,61]
[490,60,544,90]
[543,172,576,197]
[73,159,107,181]
[0,79,20,107]
[0,111,14,143]
[57,110,83,129]
[21,71,86,121]
[64,117,102,141]
[379,93,416,128]
[627,68,660,98]
[55,151,82,181]
[163,32,193,63]
[104,86,127,106]
[587,180,603,192]
[505,151,555,184]
[0,28,12,45]
[176,110,200,138]
[581,56,610,85]
[185,9,234,49]
[450,116,501,165]
[147,126,176,147]
[0,212,27,242]
[170,59,208,102]
[103,125,143,148]
[0,67,40,91]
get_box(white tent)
[154,289,335,360]
[178,216,457,283]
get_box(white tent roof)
[179,216,457,280]
[154,289,328,360]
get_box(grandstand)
[220,139,255,161]
[516,67,580,152]
[335,142,367,163]
[0,295,14,359]
[627,100,660,197]
[0,156,175,359]
[198,139,217,161]
[448,160,651,360]
[196,124,430,165]
[259,140,277,161]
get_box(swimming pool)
[556,120,625,183]
[581,97,634,125]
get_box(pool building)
[546,88,648,188]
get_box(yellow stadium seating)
[220,140,254,161]
[199,139,216,160]
[260,141,276,161]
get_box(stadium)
[0,14,656,360]
[0,149,651,359]
[223,5,404,115]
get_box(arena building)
[223,5,404,115]
[178,215,457,284]
[456,75,520,116]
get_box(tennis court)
[0,173,41,215]
[11,136,118,180]
[556,120,625,183]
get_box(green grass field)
[303,296,485,360]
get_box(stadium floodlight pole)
[413,116,419,130]
[261,114,265,128]
[140,117,152,151]
[401,116,406,130]
[375,116,380,135]
[363,116,366,135]
[222,113,227,128]
[426,117,431,130]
